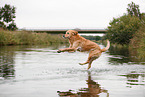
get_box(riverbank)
[0,29,68,46]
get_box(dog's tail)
[101,39,110,52]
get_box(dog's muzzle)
[62,35,69,39]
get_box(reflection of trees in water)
[129,48,145,62]
[108,45,145,64]
[0,46,16,79]
[57,71,109,97]
[108,45,130,64]
[120,71,145,87]
[108,45,129,56]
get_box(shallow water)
[0,44,145,97]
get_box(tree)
[141,13,145,24]
[104,2,143,45]
[0,4,17,30]
[127,2,141,19]
[105,14,141,45]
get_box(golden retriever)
[57,30,110,69]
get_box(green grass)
[0,29,68,46]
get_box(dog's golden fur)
[57,30,110,69]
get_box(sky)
[0,0,145,29]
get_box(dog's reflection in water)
[57,71,109,97]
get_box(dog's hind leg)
[79,51,96,66]
[87,51,101,69]
[79,55,97,69]
[79,56,91,65]
[79,61,89,65]
[79,50,101,69]
[87,56,97,70]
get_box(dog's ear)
[72,31,78,35]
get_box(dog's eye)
[67,33,69,34]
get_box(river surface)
[0,44,145,97]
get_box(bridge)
[31,29,107,34]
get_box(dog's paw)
[77,48,82,52]
[79,63,84,65]
[57,50,61,53]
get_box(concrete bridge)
[31,29,107,34]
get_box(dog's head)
[64,30,78,39]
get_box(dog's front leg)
[69,43,73,48]
[57,48,77,53]
[57,42,80,53]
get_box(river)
[0,44,145,97]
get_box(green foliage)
[0,29,67,46]
[141,13,145,24]
[0,4,17,30]
[127,2,141,19]
[105,14,141,45]
[0,21,6,28]
[129,24,145,61]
